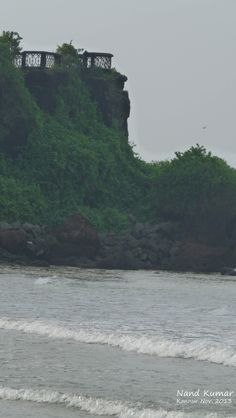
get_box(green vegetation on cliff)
[0,37,150,230]
[1,34,236,242]
[151,145,236,244]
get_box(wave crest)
[0,386,219,418]
[0,318,235,367]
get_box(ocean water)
[0,266,235,418]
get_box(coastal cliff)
[1,35,236,272]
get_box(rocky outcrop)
[221,267,236,276]
[0,228,27,252]
[0,217,236,272]
[0,222,47,265]
[48,214,100,264]
[0,215,100,267]
[167,242,229,272]
[82,71,130,135]
[96,222,182,269]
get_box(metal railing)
[14,50,113,70]
[14,51,61,68]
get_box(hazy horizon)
[2,0,236,166]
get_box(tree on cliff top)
[56,41,83,66]
[0,31,22,56]
[57,41,78,57]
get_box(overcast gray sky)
[2,0,236,165]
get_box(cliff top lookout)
[14,50,113,70]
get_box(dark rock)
[169,241,227,272]
[132,246,143,258]
[22,222,35,232]
[140,253,148,262]
[22,223,42,237]
[138,237,153,249]
[149,239,171,256]
[1,219,231,272]
[154,222,180,237]
[221,267,236,276]
[100,233,119,247]
[49,214,100,262]
[30,260,51,267]
[123,234,137,246]
[147,251,158,265]
[26,237,48,258]
[132,223,145,238]
[96,250,147,270]
[0,229,27,252]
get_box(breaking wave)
[0,317,235,367]
[34,277,52,285]
[0,386,219,418]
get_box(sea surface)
[0,266,235,418]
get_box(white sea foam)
[0,386,219,418]
[0,318,235,367]
[34,277,52,285]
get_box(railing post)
[22,52,26,68]
[40,52,46,68]
[83,52,88,68]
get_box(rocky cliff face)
[82,71,130,136]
